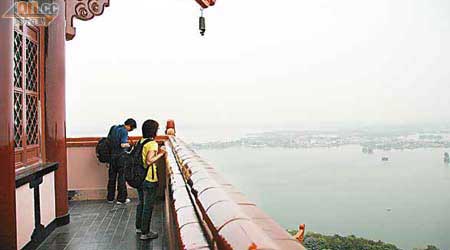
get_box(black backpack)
[95,126,115,163]
[122,138,153,188]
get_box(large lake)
[197,146,450,250]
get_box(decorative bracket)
[195,0,216,9]
[65,0,215,41]
[65,0,110,41]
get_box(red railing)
[66,136,169,148]
[168,136,305,250]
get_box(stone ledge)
[16,162,59,188]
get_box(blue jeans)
[136,181,158,234]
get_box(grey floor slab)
[37,199,168,250]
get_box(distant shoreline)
[190,130,450,151]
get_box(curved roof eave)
[195,0,216,8]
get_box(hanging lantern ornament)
[199,8,206,36]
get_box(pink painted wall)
[67,146,109,191]
[16,185,34,250]
[40,173,56,227]
[15,172,56,250]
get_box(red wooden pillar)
[45,0,69,223]
[0,0,17,249]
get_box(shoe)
[116,198,131,205]
[140,231,158,240]
[107,200,114,204]
[136,229,142,234]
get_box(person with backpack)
[135,119,166,240]
[107,118,137,205]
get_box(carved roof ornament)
[195,0,216,9]
[65,0,110,41]
[65,0,215,41]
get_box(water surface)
[198,146,450,250]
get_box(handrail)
[66,136,169,148]
[169,136,305,250]
[166,140,213,249]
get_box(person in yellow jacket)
[135,119,166,240]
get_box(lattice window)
[26,95,39,145]
[13,25,43,168]
[25,38,38,92]
[14,92,23,148]
[14,31,23,88]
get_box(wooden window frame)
[14,23,46,170]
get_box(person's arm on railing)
[145,146,166,166]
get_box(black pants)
[107,162,127,202]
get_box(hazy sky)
[66,0,450,136]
